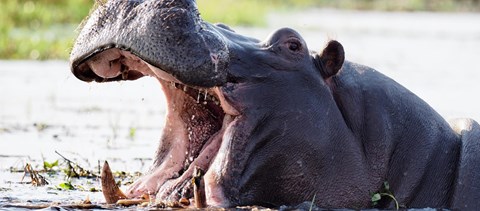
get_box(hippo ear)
[314,40,345,79]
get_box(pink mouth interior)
[85,48,238,202]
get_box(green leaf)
[371,193,381,202]
[89,187,99,192]
[44,160,59,170]
[383,181,390,191]
[58,182,75,190]
[129,127,136,139]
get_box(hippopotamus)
[69,0,480,209]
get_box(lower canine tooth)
[193,167,206,208]
[121,70,129,80]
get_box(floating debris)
[116,196,149,207]
[56,151,97,178]
[22,163,49,186]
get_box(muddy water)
[1,9,479,209]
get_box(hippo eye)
[287,40,301,52]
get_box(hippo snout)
[70,0,229,87]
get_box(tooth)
[204,90,208,101]
[193,167,206,208]
[197,90,201,103]
[121,65,129,80]
[101,161,127,204]
[183,86,188,92]
[121,70,128,80]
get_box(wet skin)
[70,0,480,209]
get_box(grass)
[1,0,480,60]
[0,0,93,60]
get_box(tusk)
[101,161,128,204]
[192,166,207,208]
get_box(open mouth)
[73,47,239,201]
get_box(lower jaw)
[187,114,235,173]
[155,114,235,202]
[149,78,237,203]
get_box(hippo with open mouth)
[70,0,480,209]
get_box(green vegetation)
[57,181,75,190]
[309,193,316,211]
[43,160,59,172]
[198,0,480,25]
[1,0,479,60]
[371,181,400,209]
[128,127,137,140]
[0,0,93,60]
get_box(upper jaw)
[70,0,230,87]
[77,46,240,117]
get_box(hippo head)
[71,0,346,208]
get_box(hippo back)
[330,61,462,208]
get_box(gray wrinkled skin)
[70,0,228,86]
[70,0,480,210]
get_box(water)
[0,60,162,207]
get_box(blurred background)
[2,0,480,60]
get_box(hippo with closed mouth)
[70,0,480,209]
